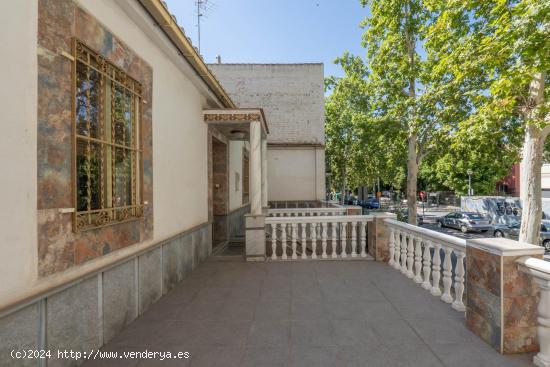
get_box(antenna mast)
[195,0,216,54]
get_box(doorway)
[211,137,229,251]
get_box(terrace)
[78,205,550,367]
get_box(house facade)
[209,63,326,203]
[0,0,271,359]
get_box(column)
[465,237,544,354]
[261,138,268,208]
[250,120,262,215]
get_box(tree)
[427,0,549,243]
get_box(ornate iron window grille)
[72,38,144,232]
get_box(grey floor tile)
[290,298,326,320]
[247,320,290,347]
[290,320,335,347]
[289,346,338,367]
[242,346,290,367]
[331,319,380,347]
[369,318,425,346]
[256,298,291,320]
[433,342,533,367]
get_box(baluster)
[311,223,318,259]
[431,243,442,296]
[301,222,307,259]
[421,240,432,290]
[331,222,339,258]
[360,221,367,257]
[441,246,453,303]
[406,235,415,278]
[388,228,395,266]
[291,223,298,259]
[393,230,401,270]
[321,222,328,259]
[341,222,348,258]
[281,223,288,260]
[452,250,466,311]
[351,221,358,258]
[413,236,423,283]
[271,223,277,260]
[400,232,408,274]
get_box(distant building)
[209,63,326,202]
[496,164,520,196]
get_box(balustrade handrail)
[268,207,347,213]
[517,256,550,279]
[266,215,374,224]
[384,218,466,250]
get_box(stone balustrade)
[518,257,550,367]
[265,215,373,260]
[267,207,347,217]
[384,219,467,311]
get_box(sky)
[163,0,369,79]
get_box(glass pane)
[75,62,101,138]
[114,147,132,207]
[113,85,127,145]
[76,140,102,211]
[124,93,133,145]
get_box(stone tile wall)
[0,223,210,367]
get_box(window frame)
[71,38,144,232]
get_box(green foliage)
[326,0,548,199]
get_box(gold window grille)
[72,39,143,232]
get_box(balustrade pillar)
[360,221,367,257]
[421,241,432,290]
[452,250,465,311]
[400,232,408,274]
[441,247,453,303]
[393,231,401,270]
[281,224,288,260]
[331,222,339,259]
[311,223,318,259]
[351,222,358,258]
[270,223,277,260]
[300,223,307,259]
[430,243,442,296]
[321,222,328,259]
[413,237,423,283]
[291,223,298,259]
[388,228,395,266]
[406,235,415,278]
[341,222,348,258]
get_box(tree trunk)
[340,164,346,205]
[519,125,545,244]
[519,72,548,245]
[407,134,418,225]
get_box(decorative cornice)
[204,113,262,122]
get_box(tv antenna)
[195,0,217,54]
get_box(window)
[73,39,143,231]
[242,150,249,203]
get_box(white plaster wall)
[79,0,211,240]
[268,147,325,201]
[209,64,325,145]
[0,0,38,300]
[228,141,245,211]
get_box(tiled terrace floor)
[84,259,533,367]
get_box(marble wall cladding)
[47,277,100,367]
[466,246,502,351]
[1,224,211,366]
[138,248,162,314]
[0,305,39,367]
[466,245,543,354]
[228,205,250,241]
[103,260,137,343]
[162,236,185,293]
[37,0,153,277]
[367,217,389,262]
[502,255,540,353]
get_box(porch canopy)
[203,108,269,215]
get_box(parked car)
[363,197,380,209]
[436,212,492,233]
[493,221,550,251]
[398,209,424,226]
